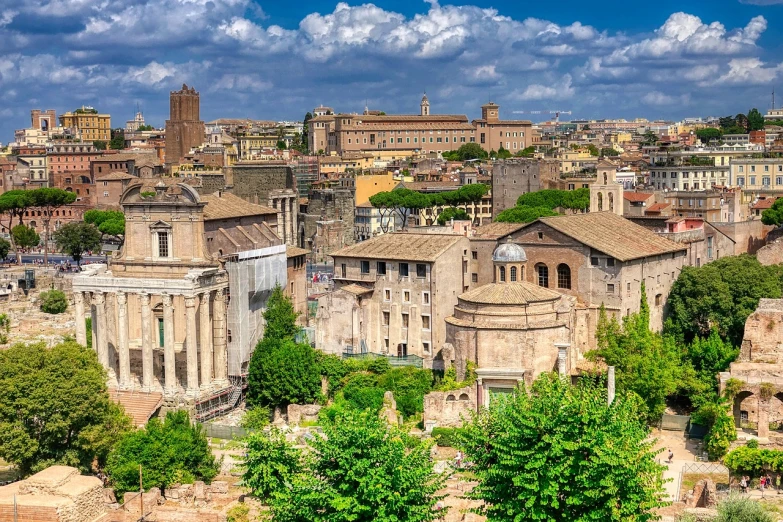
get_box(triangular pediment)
[149,220,172,229]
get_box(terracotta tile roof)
[646,203,671,212]
[330,232,464,262]
[95,171,135,181]
[201,192,278,220]
[286,245,310,257]
[538,212,686,261]
[458,282,562,305]
[399,181,460,192]
[341,114,469,122]
[623,192,654,202]
[473,222,527,239]
[752,197,779,210]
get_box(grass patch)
[680,472,730,499]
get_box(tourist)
[667,449,674,463]
[740,476,747,494]
[454,450,463,469]
[767,474,773,492]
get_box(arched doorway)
[733,390,754,428]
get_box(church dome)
[492,242,527,263]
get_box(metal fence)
[202,423,252,440]
[341,351,424,368]
[660,414,691,431]
[676,462,730,502]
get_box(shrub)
[377,366,434,418]
[431,427,463,447]
[247,338,321,409]
[716,494,774,522]
[705,411,737,460]
[106,410,219,497]
[39,290,68,314]
[747,439,759,449]
[342,372,385,412]
[241,406,271,431]
[241,428,302,499]
[226,503,250,522]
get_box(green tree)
[496,205,559,223]
[0,190,34,261]
[586,144,599,156]
[109,129,125,150]
[270,409,446,522]
[686,330,738,382]
[761,197,783,227]
[747,108,765,132]
[641,130,659,145]
[247,338,322,409]
[453,142,488,161]
[0,237,9,260]
[106,410,218,498]
[704,409,736,460]
[735,113,749,133]
[695,128,722,143]
[515,146,536,157]
[591,286,682,422]
[436,207,470,225]
[83,209,125,245]
[93,140,107,150]
[277,140,288,150]
[496,146,513,159]
[0,341,132,475]
[11,224,40,250]
[29,187,77,266]
[53,222,102,265]
[718,116,736,131]
[40,289,68,314]
[241,427,302,499]
[600,147,621,157]
[666,255,783,345]
[262,284,300,342]
[136,124,154,131]
[460,373,667,522]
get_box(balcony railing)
[341,348,424,368]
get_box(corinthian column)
[116,292,130,388]
[140,293,153,390]
[162,294,176,394]
[74,292,87,346]
[185,295,199,393]
[93,292,109,368]
[213,288,228,383]
[199,292,213,387]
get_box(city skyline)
[1,0,782,140]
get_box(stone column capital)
[92,292,105,304]
[214,288,226,302]
[185,295,197,308]
[116,291,127,305]
[139,293,151,305]
[162,293,173,307]
[74,292,84,304]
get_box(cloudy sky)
[1,0,782,140]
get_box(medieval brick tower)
[165,84,205,169]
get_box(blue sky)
[1,0,782,141]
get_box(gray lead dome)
[492,242,527,263]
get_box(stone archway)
[734,390,754,428]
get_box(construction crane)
[512,110,573,123]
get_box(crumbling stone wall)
[226,164,295,204]
[423,384,477,429]
[757,238,783,266]
[739,299,783,363]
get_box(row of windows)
[533,263,572,289]
[737,165,783,173]
[381,311,431,330]
[344,261,427,278]
[737,176,783,187]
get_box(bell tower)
[420,93,430,116]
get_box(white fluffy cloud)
[0,1,778,138]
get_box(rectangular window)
[607,283,615,293]
[399,263,409,277]
[590,256,599,266]
[423,342,430,353]
[422,291,430,305]
[377,261,387,275]
[472,273,478,283]
[416,263,427,278]
[382,312,390,325]
[403,290,410,303]
[103,191,109,197]
[422,315,431,330]
[384,289,391,301]
[157,231,169,258]
[472,251,478,260]
[361,260,370,273]
[750,176,756,186]
[402,313,409,328]
[341,263,347,278]
[607,258,615,267]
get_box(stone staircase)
[110,389,164,426]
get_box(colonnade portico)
[73,264,229,397]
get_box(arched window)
[510,266,517,282]
[536,264,549,287]
[608,192,614,212]
[557,264,571,289]
[603,173,608,184]
[499,266,506,282]
[597,192,603,211]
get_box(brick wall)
[226,164,295,204]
